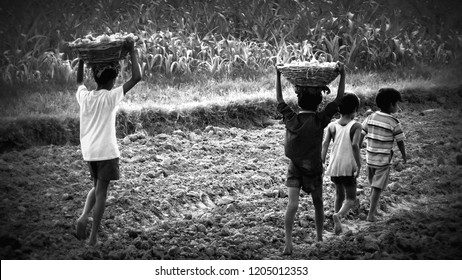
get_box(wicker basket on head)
[67,34,137,67]
[277,62,339,87]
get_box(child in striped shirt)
[360,88,406,222]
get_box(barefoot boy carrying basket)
[276,61,345,254]
[73,37,142,246]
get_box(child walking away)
[75,41,142,246]
[321,93,362,235]
[360,88,406,222]
[276,62,345,255]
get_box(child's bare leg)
[284,187,300,255]
[76,184,96,240]
[333,183,356,234]
[334,182,345,213]
[332,213,342,235]
[367,187,382,222]
[89,179,110,246]
[333,199,354,234]
[311,186,324,242]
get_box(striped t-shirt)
[361,111,405,167]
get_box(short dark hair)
[339,93,360,114]
[376,88,402,111]
[294,85,330,111]
[92,68,118,85]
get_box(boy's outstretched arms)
[397,140,407,163]
[123,40,142,95]
[334,62,345,104]
[77,59,84,85]
[276,68,284,104]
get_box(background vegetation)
[1,0,461,86]
[1,1,462,263]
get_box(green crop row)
[1,0,461,85]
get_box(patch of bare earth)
[0,104,461,259]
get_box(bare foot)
[76,217,87,240]
[333,213,343,235]
[89,237,98,247]
[84,240,102,249]
[88,239,101,247]
[283,244,293,255]
[366,215,377,222]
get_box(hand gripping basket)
[277,62,339,87]
[67,33,138,66]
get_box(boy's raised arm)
[334,62,345,104]
[77,59,84,85]
[276,69,285,104]
[123,41,142,95]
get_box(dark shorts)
[87,158,120,182]
[331,176,357,187]
[331,176,357,200]
[286,160,322,194]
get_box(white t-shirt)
[76,85,124,161]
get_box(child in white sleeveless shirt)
[322,93,362,235]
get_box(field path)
[0,103,461,259]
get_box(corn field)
[1,0,461,85]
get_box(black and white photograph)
[1,0,461,277]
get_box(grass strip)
[1,84,461,153]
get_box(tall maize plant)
[0,0,461,85]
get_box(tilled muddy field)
[0,103,461,259]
